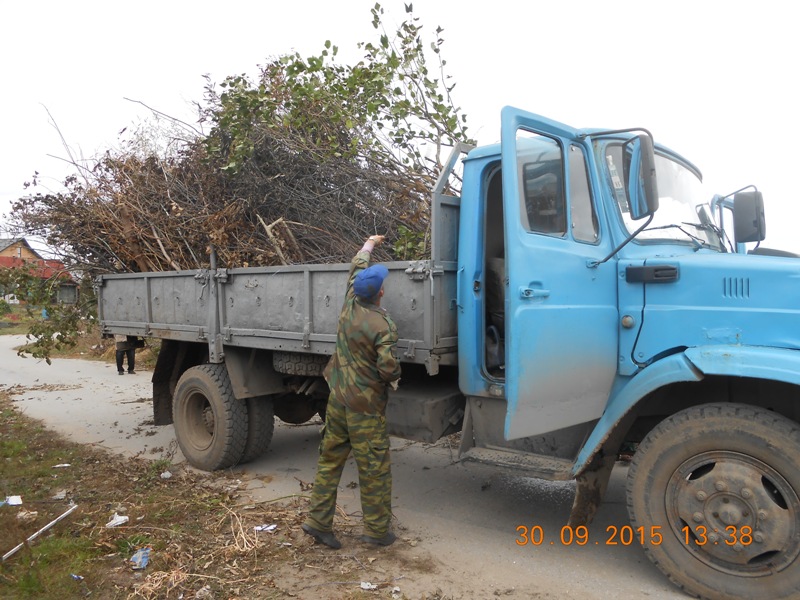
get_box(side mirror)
[627,134,659,220]
[733,191,766,243]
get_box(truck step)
[460,446,574,480]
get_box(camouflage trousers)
[304,393,392,537]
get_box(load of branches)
[10,4,472,274]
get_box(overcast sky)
[2,0,798,253]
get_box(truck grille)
[722,277,750,299]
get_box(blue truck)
[97,106,800,600]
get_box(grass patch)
[0,389,299,599]
[0,305,34,336]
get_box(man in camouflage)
[302,234,402,548]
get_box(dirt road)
[0,335,688,599]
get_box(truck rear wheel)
[627,403,800,600]
[240,396,275,463]
[172,364,248,471]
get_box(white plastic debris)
[254,524,277,533]
[52,490,67,501]
[52,464,71,469]
[360,582,378,590]
[16,510,38,523]
[105,512,129,527]
[391,587,402,599]
[5,496,22,506]
[160,471,173,480]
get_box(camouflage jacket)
[323,250,401,414]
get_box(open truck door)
[499,106,619,440]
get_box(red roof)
[0,256,75,282]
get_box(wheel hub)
[669,451,800,575]
[202,406,215,435]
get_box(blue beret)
[354,265,389,298]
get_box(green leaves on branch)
[392,225,427,260]
[0,266,96,364]
[202,2,471,178]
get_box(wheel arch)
[152,340,208,425]
[573,346,800,476]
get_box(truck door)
[500,107,619,440]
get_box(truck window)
[517,132,566,236]
[568,144,599,243]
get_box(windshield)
[604,143,724,251]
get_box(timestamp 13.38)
[515,524,755,547]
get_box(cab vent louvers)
[723,277,750,299]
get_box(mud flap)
[568,452,616,527]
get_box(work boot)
[360,531,397,546]
[301,523,342,549]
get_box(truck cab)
[453,107,800,600]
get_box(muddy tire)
[240,396,275,464]
[627,403,800,600]
[172,364,248,471]
[273,351,328,376]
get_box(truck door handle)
[520,287,550,299]
[626,265,679,283]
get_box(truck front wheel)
[172,364,248,471]
[627,403,800,600]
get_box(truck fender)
[683,344,800,385]
[573,344,800,477]
[572,352,703,476]
[568,352,704,526]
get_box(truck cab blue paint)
[458,106,800,473]
[685,345,800,384]
[455,149,496,399]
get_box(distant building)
[0,238,78,304]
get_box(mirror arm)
[587,213,655,268]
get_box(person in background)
[302,234,402,549]
[114,334,136,375]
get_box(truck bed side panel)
[98,262,457,368]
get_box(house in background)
[0,237,78,304]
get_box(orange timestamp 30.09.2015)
[514,524,756,547]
